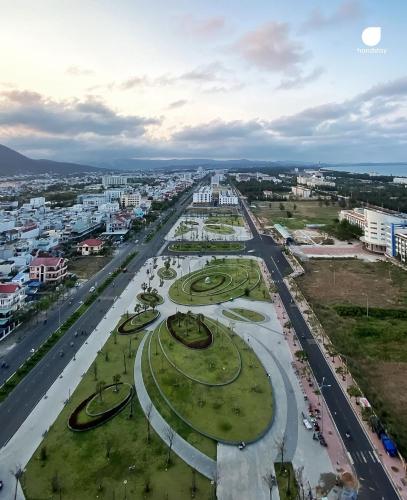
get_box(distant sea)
[325,164,407,177]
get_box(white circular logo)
[361,27,381,47]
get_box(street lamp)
[318,377,331,434]
[123,479,128,500]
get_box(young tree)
[96,380,105,402]
[275,434,287,465]
[113,374,121,392]
[146,401,153,444]
[263,471,277,500]
[93,362,98,381]
[11,465,23,500]
[164,426,175,468]
[105,438,113,459]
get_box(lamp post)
[123,479,128,500]
[318,376,331,434]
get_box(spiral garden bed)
[157,267,177,280]
[68,383,133,431]
[169,259,263,306]
[137,292,164,306]
[166,312,212,349]
[118,310,160,334]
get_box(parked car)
[89,286,95,293]
[381,434,398,457]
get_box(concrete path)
[134,333,217,480]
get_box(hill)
[0,144,105,176]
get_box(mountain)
[0,144,106,176]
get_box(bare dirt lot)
[68,255,112,280]
[296,259,407,454]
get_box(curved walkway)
[134,333,217,480]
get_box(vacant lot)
[296,259,407,453]
[68,255,112,279]
[253,200,340,230]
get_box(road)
[0,191,191,449]
[239,198,399,500]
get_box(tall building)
[193,186,212,204]
[102,175,128,188]
[121,192,141,208]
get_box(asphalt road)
[239,199,399,500]
[0,192,191,449]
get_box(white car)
[89,286,96,293]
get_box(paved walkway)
[134,333,217,480]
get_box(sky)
[0,0,407,164]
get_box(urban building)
[193,186,213,204]
[0,283,26,339]
[219,190,239,205]
[29,257,68,284]
[121,192,141,208]
[291,186,312,198]
[102,175,128,188]
[77,238,104,255]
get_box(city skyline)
[1,0,407,163]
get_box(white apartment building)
[393,177,407,185]
[394,230,407,263]
[339,208,366,231]
[121,192,141,208]
[193,187,212,204]
[219,190,239,205]
[291,186,312,198]
[297,172,336,189]
[102,175,128,188]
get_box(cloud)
[235,21,311,75]
[66,65,94,76]
[2,77,407,163]
[276,66,325,90]
[301,0,364,32]
[180,15,226,37]
[0,90,159,137]
[167,99,188,109]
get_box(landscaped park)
[169,258,271,305]
[169,241,244,252]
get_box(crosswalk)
[349,449,380,464]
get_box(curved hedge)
[334,304,407,319]
[167,313,212,349]
[137,292,164,306]
[157,267,177,280]
[86,383,133,417]
[118,310,160,334]
[68,383,133,431]
[189,274,227,293]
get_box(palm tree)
[96,380,105,402]
[150,297,158,312]
[141,282,147,293]
[113,374,121,392]
[197,313,204,333]
[135,303,141,315]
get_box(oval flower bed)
[68,383,133,431]
[167,312,212,349]
[157,267,177,280]
[137,292,164,306]
[86,383,133,417]
[118,310,160,334]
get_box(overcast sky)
[1,0,406,163]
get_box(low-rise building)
[29,257,68,284]
[291,186,312,198]
[121,192,141,208]
[77,238,104,255]
[193,186,213,204]
[0,282,26,339]
[219,190,239,205]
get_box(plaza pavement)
[164,215,252,242]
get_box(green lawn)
[204,224,235,235]
[141,340,218,459]
[175,223,192,236]
[149,318,273,442]
[119,309,159,333]
[222,308,265,323]
[23,327,211,500]
[169,258,270,306]
[169,241,244,252]
[274,463,299,500]
[157,317,241,385]
[205,216,244,227]
[137,292,164,306]
[253,200,340,230]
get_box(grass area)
[252,200,340,230]
[274,463,298,500]
[149,318,273,442]
[222,308,265,323]
[119,310,159,334]
[87,384,132,415]
[167,312,210,346]
[169,241,244,252]
[169,258,270,306]
[204,224,235,235]
[205,215,244,226]
[142,339,217,459]
[296,259,407,454]
[68,255,112,280]
[23,327,211,500]
[157,317,241,385]
[157,267,177,280]
[175,223,193,237]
